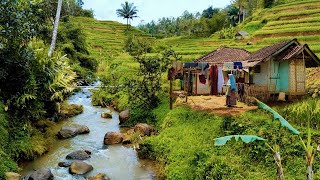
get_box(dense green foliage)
[137,99,320,179]
[0,0,95,178]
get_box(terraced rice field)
[76,0,320,69]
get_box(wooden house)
[243,38,320,99]
[183,47,250,95]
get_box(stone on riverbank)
[59,104,83,118]
[104,132,123,145]
[119,109,130,124]
[69,161,93,175]
[134,123,153,136]
[88,173,110,180]
[57,124,90,139]
[5,172,21,180]
[101,112,112,119]
[28,168,53,180]
[66,150,91,160]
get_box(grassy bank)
[0,102,83,178]
[138,98,320,179]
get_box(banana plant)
[215,99,301,180]
[300,122,315,180]
[215,135,285,180]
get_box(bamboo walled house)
[179,39,320,101]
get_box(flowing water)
[21,88,155,180]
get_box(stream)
[21,88,155,180]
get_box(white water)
[21,89,155,180]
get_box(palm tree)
[48,0,63,57]
[116,1,138,30]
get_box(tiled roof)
[246,39,298,62]
[194,47,250,64]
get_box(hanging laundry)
[228,74,237,91]
[233,61,243,69]
[217,67,224,94]
[210,65,218,95]
[223,62,233,71]
[199,74,206,84]
[183,62,198,68]
[198,63,209,78]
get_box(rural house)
[179,39,319,100]
[182,47,250,95]
[243,38,320,100]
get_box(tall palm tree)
[116,1,138,30]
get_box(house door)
[269,60,279,92]
[276,61,289,92]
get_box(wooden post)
[195,72,198,95]
[169,77,173,110]
[186,69,191,103]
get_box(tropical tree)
[48,0,62,57]
[116,1,138,30]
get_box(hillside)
[155,0,320,62]
[72,17,155,60]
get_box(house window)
[254,65,261,73]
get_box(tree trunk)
[274,152,285,180]
[48,0,63,57]
[307,165,313,180]
[126,18,129,30]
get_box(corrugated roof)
[246,39,298,62]
[194,47,251,64]
[282,44,305,60]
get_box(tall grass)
[280,98,320,128]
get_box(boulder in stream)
[58,161,72,167]
[119,109,130,124]
[66,150,91,160]
[69,161,93,175]
[88,173,110,180]
[104,132,123,145]
[28,168,53,180]
[101,112,112,119]
[5,172,21,180]
[57,124,90,139]
[134,123,153,136]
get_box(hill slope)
[156,0,320,62]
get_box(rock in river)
[101,112,112,119]
[57,124,90,139]
[66,150,91,160]
[5,172,21,180]
[88,173,110,180]
[119,109,130,124]
[69,161,93,175]
[28,168,53,180]
[58,161,72,167]
[104,132,123,145]
[134,123,153,136]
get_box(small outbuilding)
[235,31,249,40]
[243,38,320,99]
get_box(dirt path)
[175,95,257,116]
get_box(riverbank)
[0,101,83,178]
[19,89,155,179]
[138,97,320,179]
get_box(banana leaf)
[256,99,300,135]
[214,135,266,146]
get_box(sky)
[82,0,232,26]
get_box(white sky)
[82,0,232,26]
